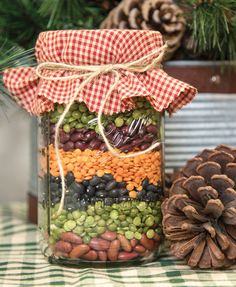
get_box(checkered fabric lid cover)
[3,30,197,115]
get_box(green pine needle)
[183,0,236,60]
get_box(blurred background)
[0,0,236,203]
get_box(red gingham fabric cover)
[3,30,197,115]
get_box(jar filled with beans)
[3,30,197,267]
[38,97,164,266]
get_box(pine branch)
[179,0,236,60]
[38,0,106,29]
[0,37,35,109]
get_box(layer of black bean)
[50,173,163,211]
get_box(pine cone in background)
[100,0,186,60]
[93,0,121,10]
[162,145,236,269]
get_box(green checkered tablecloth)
[0,203,236,287]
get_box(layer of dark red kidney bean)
[54,231,161,261]
[49,122,158,152]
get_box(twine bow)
[35,42,168,215]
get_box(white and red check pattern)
[3,30,197,115]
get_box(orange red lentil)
[49,144,161,190]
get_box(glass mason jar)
[38,97,164,266]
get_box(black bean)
[65,196,73,204]
[82,194,90,201]
[65,204,76,211]
[89,176,101,186]
[95,191,107,198]
[137,190,146,200]
[50,182,58,192]
[108,189,119,198]
[65,172,75,186]
[103,174,114,182]
[147,184,158,192]
[104,198,114,206]
[146,191,158,201]
[118,188,128,196]
[86,186,96,197]
[69,182,85,194]
[105,180,117,191]
[117,182,126,188]
[96,183,106,190]
[142,178,149,189]
[80,199,89,210]
[83,180,90,187]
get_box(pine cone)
[162,145,236,269]
[93,0,121,10]
[100,0,186,60]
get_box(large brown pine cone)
[100,0,186,60]
[162,145,236,269]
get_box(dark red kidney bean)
[59,143,64,149]
[84,131,97,141]
[88,139,102,149]
[138,126,146,136]
[54,240,72,253]
[63,141,74,151]
[143,134,154,143]
[60,133,70,144]
[105,123,116,135]
[120,126,129,135]
[98,251,107,261]
[140,143,151,151]
[122,136,132,144]
[50,125,56,134]
[99,143,108,151]
[74,128,85,133]
[74,141,88,151]
[89,238,110,251]
[146,125,158,134]
[118,252,139,261]
[70,132,84,142]
[131,138,144,146]
[120,145,133,152]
